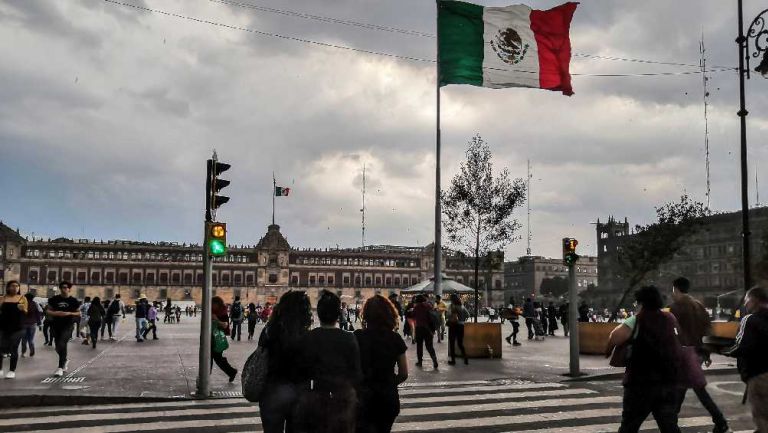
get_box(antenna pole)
[272,173,276,226]
[362,164,366,248]
[526,159,532,256]
[701,33,712,209]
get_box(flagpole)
[434,0,443,298]
[272,173,276,226]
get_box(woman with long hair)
[21,293,42,357]
[211,296,238,382]
[87,297,106,349]
[0,281,28,378]
[355,295,409,433]
[446,293,469,366]
[258,290,312,433]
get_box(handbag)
[242,345,269,402]
[212,327,229,353]
[608,322,639,368]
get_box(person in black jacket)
[257,291,312,433]
[725,286,768,432]
[354,295,408,433]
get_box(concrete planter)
[458,322,502,359]
[578,322,617,355]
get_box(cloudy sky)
[1,0,766,260]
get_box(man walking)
[47,281,81,377]
[505,301,521,346]
[725,286,768,433]
[134,295,149,342]
[229,296,244,341]
[523,298,535,340]
[669,277,729,433]
[434,295,447,343]
[142,302,159,340]
[106,294,125,340]
[559,302,570,337]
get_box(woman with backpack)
[354,295,409,433]
[257,291,312,433]
[211,296,238,382]
[411,294,438,370]
[446,293,469,366]
[607,286,684,433]
[87,297,106,349]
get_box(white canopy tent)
[400,275,475,294]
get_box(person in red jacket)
[211,296,237,382]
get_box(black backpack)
[107,300,120,316]
[231,303,243,320]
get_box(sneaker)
[513,341,522,346]
[415,361,422,367]
[505,336,512,345]
[228,369,238,383]
[433,361,439,370]
[53,368,64,377]
[30,348,35,357]
[5,371,15,379]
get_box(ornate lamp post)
[735,3,768,293]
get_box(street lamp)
[735,3,768,294]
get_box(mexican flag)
[274,186,291,197]
[438,1,578,95]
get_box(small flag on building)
[275,186,291,197]
[438,1,578,95]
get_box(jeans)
[619,385,681,433]
[448,323,467,362]
[231,321,242,341]
[0,329,24,371]
[525,318,534,339]
[43,321,52,344]
[676,387,727,427]
[100,319,112,338]
[135,318,147,340]
[211,347,237,378]
[259,381,299,433]
[507,320,520,342]
[21,324,37,355]
[247,319,257,339]
[415,326,437,365]
[52,325,73,369]
[562,319,569,337]
[111,315,122,337]
[89,321,101,348]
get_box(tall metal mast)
[526,159,532,256]
[700,33,712,209]
[361,164,366,248]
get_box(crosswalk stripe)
[0,399,246,416]
[399,380,491,388]
[401,387,596,404]
[504,416,714,433]
[398,382,564,396]
[400,395,622,416]
[14,418,262,433]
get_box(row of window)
[27,269,256,287]
[291,274,421,287]
[294,256,419,268]
[24,249,250,263]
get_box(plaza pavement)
[0,314,738,406]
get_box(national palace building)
[0,222,505,306]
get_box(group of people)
[252,290,407,433]
[606,278,768,433]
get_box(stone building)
[504,255,598,303]
[596,207,768,308]
[0,222,504,306]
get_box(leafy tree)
[540,277,569,298]
[610,194,709,319]
[442,134,526,321]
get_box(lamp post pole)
[736,2,768,294]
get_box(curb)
[563,366,739,383]
[0,394,191,409]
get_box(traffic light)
[562,237,579,266]
[207,222,227,256]
[206,158,231,220]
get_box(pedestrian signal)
[207,222,227,256]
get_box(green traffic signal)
[564,252,580,266]
[209,239,226,256]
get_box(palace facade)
[0,223,505,306]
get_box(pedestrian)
[608,286,684,433]
[42,304,53,346]
[354,295,409,433]
[247,302,258,340]
[578,301,590,322]
[340,302,350,331]
[134,295,149,342]
[559,303,570,337]
[261,302,272,323]
[210,296,238,382]
[296,290,362,433]
[411,294,438,370]
[403,300,415,344]
[504,301,521,346]
[257,291,312,433]
[536,302,548,336]
[105,294,125,340]
[669,277,729,433]
[522,298,535,340]
[164,299,172,324]
[79,296,91,345]
[142,302,158,340]
[99,299,110,339]
[87,296,106,349]
[230,296,244,341]
[20,293,42,358]
[47,281,81,377]
[0,281,28,379]
[388,294,403,324]
[725,286,768,432]
[434,295,447,343]
[175,305,181,323]
[547,302,558,336]
[446,293,469,366]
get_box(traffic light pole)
[197,234,213,398]
[567,262,580,377]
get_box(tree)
[442,134,526,321]
[610,194,709,319]
[540,277,569,298]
